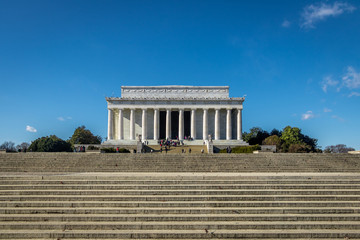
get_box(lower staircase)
[1,172,360,239]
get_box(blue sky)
[0,0,359,149]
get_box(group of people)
[226,146,232,153]
[74,146,86,152]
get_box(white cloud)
[301,2,355,29]
[26,125,37,133]
[282,20,291,28]
[324,108,332,112]
[301,111,315,120]
[58,116,72,121]
[332,115,345,122]
[321,76,339,93]
[342,66,360,89]
[348,92,360,97]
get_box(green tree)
[280,126,318,152]
[262,135,282,151]
[29,135,72,152]
[68,126,102,145]
[243,127,270,145]
[270,128,282,137]
[288,143,311,153]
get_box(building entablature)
[121,85,230,99]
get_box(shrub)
[219,145,260,153]
[87,146,100,150]
[288,143,311,153]
[101,147,130,153]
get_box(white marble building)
[104,86,247,145]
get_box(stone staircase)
[1,173,360,239]
[1,153,360,239]
[0,153,360,172]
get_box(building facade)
[105,86,246,145]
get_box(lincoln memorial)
[104,86,247,146]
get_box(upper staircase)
[0,153,360,239]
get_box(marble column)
[130,109,135,140]
[166,109,171,139]
[153,109,159,140]
[214,109,220,140]
[226,109,232,140]
[142,109,147,141]
[237,109,242,140]
[107,109,114,140]
[191,109,196,140]
[203,109,208,140]
[179,109,184,140]
[118,109,124,140]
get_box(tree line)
[0,125,355,153]
[242,125,354,153]
[0,126,101,152]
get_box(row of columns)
[108,108,242,141]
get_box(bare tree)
[16,142,30,152]
[324,144,355,153]
[0,141,16,152]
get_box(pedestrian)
[189,148,191,154]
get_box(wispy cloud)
[321,66,360,94]
[332,115,345,122]
[301,111,315,120]
[342,66,360,89]
[348,92,360,97]
[301,1,355,29]
[26,125,37,133]
[324,108,332,113]
[58,116,72,121]
[281,20,291,28]
[321,76,339,93]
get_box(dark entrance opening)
[171,111,179,139]
[159,111,166,139]
[184,111,191,138]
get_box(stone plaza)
[104,85,248,146]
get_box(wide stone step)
[2,207,359,215]
[2,183,360,190]
[3,200,360,208]
[1,194,359,201]
[1,213,360,222]
[2,221,360,230]
[1,229,360,239]
[2,189,360,196]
